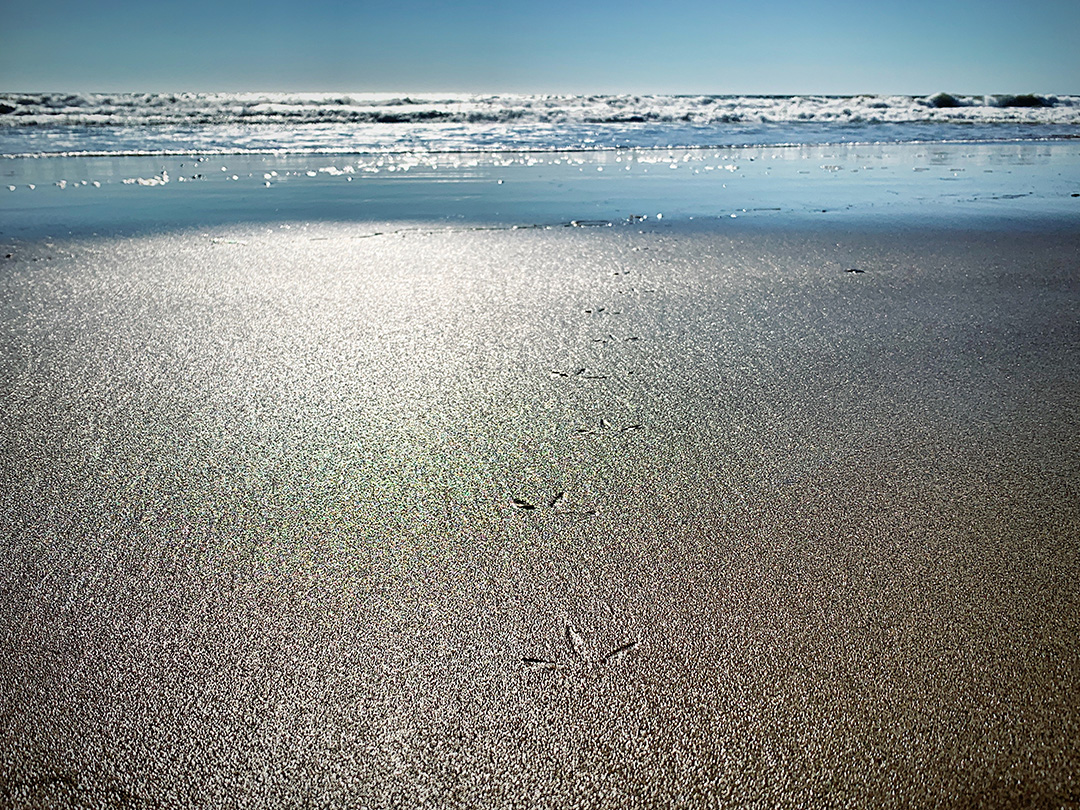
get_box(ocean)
[3,92,1079,237]
[2,92,1079,157]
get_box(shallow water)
[3,141,1079,239]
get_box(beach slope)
[1,222,1078,807]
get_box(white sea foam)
[1,92,1077,157]
[3,91,1077,127]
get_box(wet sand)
[1,221,1078,807]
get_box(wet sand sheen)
[1,222,1078,807]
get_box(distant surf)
[2,92,1078,157]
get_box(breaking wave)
[2,92,1077,127]
[2,92,1077,156]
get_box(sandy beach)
[1,211,1078,806]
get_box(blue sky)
[3,0,1077,93]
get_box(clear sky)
[3,0,1078,94]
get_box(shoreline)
[3,141,1079,241]
[6,132,1080,159]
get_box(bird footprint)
[521,622,639,671]
[573,417,644,436]
[509,492,596,515]
[510,491,564,511]
[551,366,609,380]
